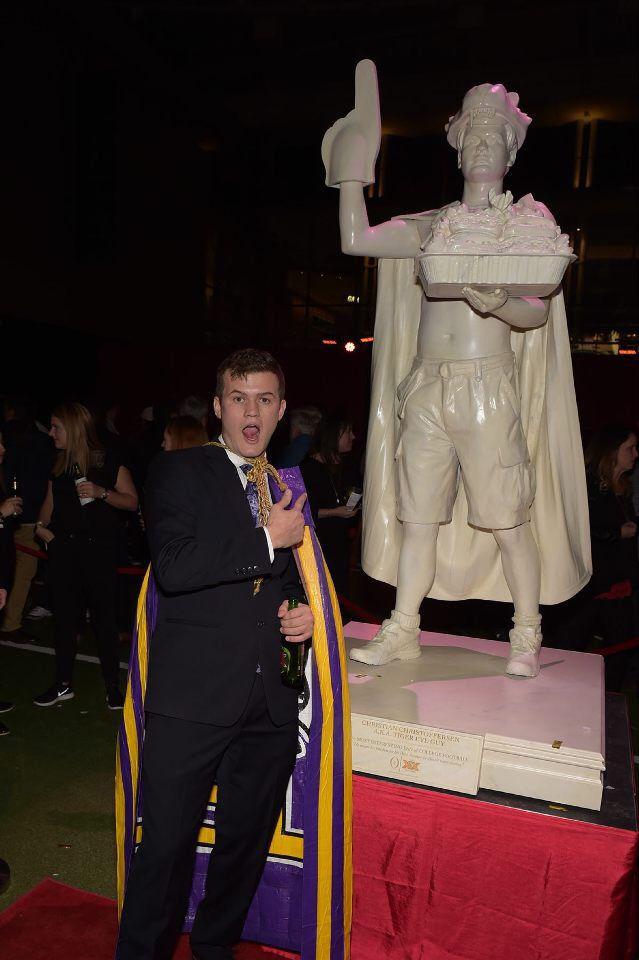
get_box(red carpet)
[0,879,299,960]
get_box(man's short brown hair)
[215,348,285,399]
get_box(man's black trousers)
[117,673,298,960]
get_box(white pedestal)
[345,622,606,811]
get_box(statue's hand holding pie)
[462,285,509,315]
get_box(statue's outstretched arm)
[495,295,550,329]
[322,60,420,260]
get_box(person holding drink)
[33,402,138,709]
[117,348,313,960]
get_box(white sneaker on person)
[25,606,53,621]
[33,683,74,707]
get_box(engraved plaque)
[352,713,484,795]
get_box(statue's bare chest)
[417,295,511,360]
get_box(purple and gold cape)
[115,467,352,959]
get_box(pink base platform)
[344,622,606,811]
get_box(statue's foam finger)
[354,59,377,110]
[354,60,381,137]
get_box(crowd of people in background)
[0,390,637,736]
[0,392,365,735]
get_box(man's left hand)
[278,601,314,643]
[462,285,509,315]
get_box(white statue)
[322,62,591,678]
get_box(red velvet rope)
[14,542,639,655]
[594,636,639,657]
[15,541,145,577]
[337,593,378,623]
[15,542,381,614]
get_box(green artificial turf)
[0,638,127,907]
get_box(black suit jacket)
[144,445,302,726]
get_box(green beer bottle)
[281,597,306,690]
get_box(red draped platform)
[350,775,637,960]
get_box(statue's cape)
[115,469,352,960]
[362,246,592,605]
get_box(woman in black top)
[0,429,24,733]
[33,402,138,709]
[585,425,638,690]
[300,415,360,598]
[0,429,24,604]
[585,425,638,596]
[556,425,638,690]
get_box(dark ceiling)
[74,0,637,138]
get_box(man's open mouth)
[243,425,261,443]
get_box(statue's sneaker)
[506,625,542,678]
[350,618,421,666]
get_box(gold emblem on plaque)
[402,759,420,772]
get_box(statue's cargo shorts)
[395,351,535,530]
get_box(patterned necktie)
[240,465,263,667]
[240,463,260,526]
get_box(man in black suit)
[117,349,313,960]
